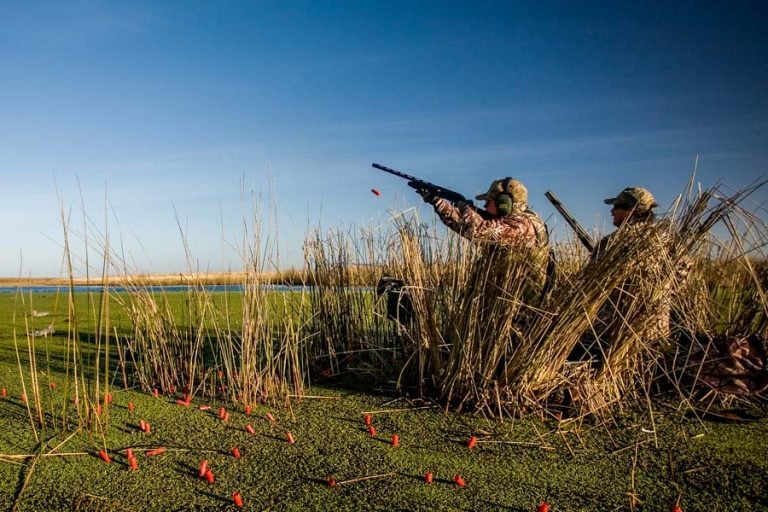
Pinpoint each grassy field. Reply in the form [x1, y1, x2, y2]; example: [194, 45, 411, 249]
[1, 291, 767, 511]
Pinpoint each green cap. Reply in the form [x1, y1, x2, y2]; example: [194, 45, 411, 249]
[604, 187, 658, 212]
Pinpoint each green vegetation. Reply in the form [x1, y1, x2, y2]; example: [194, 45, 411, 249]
[1, 291, 767, 511]
[2, 180, 768, 510]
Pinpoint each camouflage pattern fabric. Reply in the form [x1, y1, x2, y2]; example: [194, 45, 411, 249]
[431, 198, 548, 248]
[689, 334, 768, 395]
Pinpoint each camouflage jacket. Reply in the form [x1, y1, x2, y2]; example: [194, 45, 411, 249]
[430, 198, 549, 249]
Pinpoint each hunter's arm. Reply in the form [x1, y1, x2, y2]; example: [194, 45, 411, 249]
[432, 198, 538, 246]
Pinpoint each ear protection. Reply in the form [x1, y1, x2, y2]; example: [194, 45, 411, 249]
[495, 177, 514, 216]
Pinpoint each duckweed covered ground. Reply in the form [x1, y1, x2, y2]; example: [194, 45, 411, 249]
[1, 380, 767, 511]
[0, 293, 766, 511]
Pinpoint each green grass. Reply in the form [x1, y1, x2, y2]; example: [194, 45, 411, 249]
[1, 291, 767, 511]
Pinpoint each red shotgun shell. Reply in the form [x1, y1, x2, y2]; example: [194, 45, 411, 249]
[468, 436, 478, 449]
[245, 424, 255, 434]
[146, 447, 166, 456]
[327, 477, 337, 487]
[266, 412, 275, 422]
[424, 471, 434, 484]
[98, 449, 111, 464]
[233, 492, 244, 508]
[286, 432, 296, 444]
[231, 447, 241, 459]
[129, 456, 138, 471]
[392, 434, 400, 447]
[453, 474, 466, 487]
[368, 425, 377, 437]
[198, 460, 209, 478]
[128, 402, 134, 412]
[364, 414, 372, 426]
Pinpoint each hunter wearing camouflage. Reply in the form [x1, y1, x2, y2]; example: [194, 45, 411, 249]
[582, 186, 677, 366]
[416, 177, 549, 249]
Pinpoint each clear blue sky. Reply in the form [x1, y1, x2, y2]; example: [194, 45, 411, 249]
[1, 1, 766, 277]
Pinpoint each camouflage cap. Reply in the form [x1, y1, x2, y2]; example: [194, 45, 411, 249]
[604, 186, 658, 212]
[476, 178, 528, 206]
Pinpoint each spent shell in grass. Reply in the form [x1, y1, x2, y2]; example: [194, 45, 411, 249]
[244, 405, 252, 415]
[368, 425, 377, 437]
[128, 457, 138, 471]
[671, 506, 683, 512]
[453, 474, 465, 487]
[327, 477, 337, 487]
[424, 471, 434, 484]
[138, 420, 146, 432]
[21, 394, 27, 403]
[146, 447, 166, 456]
[153, 388, 159, 398]
[537, 502, 550, 512]
[468, 436, 478, 449]
[286, 432, 296, 444]
[266, 412, 275, 422]
[198, 460, 209, 478]
[128, 401, 134, 412]
[231, 446, 241, 459]
[1, 388, 6, 397]
[245, 424, 255, 434]
[204, 469, 215, 484]
[218, 407, 226, 419]
[126, 448, 134, 459]
[50, 381, 57, 389]
[233, 492, 244, 508]
[98, 449, 112, 464]
[391, 434, 399, 447]
[363, 413, 372, 426]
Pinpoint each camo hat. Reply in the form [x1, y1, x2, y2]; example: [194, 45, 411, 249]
[476, 178, 528, 206]
[604, 186, 658, 212]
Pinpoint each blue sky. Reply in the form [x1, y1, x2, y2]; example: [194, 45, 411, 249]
[1, 1, 766, 277]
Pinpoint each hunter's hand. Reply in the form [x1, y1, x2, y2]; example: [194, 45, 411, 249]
[412, 184, 437, 203]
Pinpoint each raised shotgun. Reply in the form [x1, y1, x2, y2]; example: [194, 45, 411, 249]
[545, 190, 595, 252]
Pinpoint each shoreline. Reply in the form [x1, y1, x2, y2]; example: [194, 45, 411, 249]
[0, 271, 296, 288]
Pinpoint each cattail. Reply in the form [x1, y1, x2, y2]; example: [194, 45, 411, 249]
[98, 449, 111, 464]
[245, 424, 255, 434]
[368, 425, 377, 437]
[537, 502, 550, 512]
[286, 432, 296, 444]
[468, 436, 478, 449]
[231, 447, 241, 459]
[327, 477, 337, 487]
[363, 414, 372, 426]
[391, 434, 399, 447]
[128, 402, 134, 412]
[424, 471, 434, 484]
[453, 474, 465, 487]
[233, 492, 244, 508]
[146, 447, 166, 456]
[198, 460, 208, 478]
[128, 457, 138, 471]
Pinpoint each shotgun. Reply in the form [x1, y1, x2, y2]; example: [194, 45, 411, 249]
[545, 190, 595, 252]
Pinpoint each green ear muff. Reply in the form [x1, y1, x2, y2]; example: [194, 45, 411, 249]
[496, 194, 513, 216]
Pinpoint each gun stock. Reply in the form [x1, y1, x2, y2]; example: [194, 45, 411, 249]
[545, 190, 595, 253]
